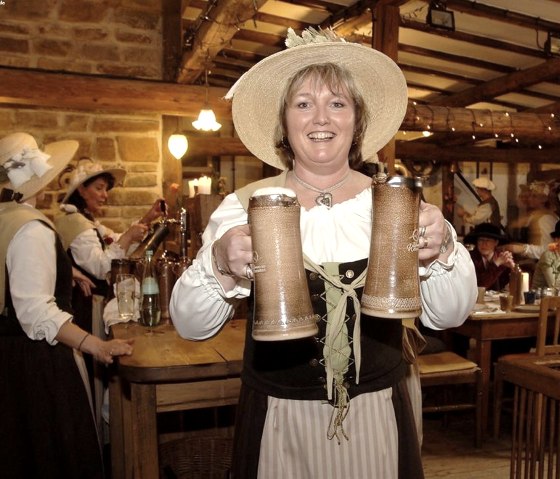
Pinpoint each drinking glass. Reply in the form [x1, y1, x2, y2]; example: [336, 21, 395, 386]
[116, 274, 136, 320]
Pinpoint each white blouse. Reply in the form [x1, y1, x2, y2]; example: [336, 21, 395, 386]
[170, 188, 477, 339]
[7, 218, 72, 344]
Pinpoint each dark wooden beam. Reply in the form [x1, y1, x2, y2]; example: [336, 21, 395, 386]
[185, 136, 560, 164]
[176, 0, 268, 84]
[0, 67, 231, 118]
[430, 58, 560, 107]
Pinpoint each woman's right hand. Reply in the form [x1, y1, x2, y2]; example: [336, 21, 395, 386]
[117, 223, 149, 252]
[83, 336, 134, 365]
[212, 224, 253, 281]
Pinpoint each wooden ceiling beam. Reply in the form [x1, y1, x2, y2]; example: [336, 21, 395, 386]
[446, 0, 560, 33]
[2, 67, 557, 138]
[184, 136, 560, 164]
[176, 0, 268, 84]
[431, 58, 560, 107]
[0, 67, 230, 118]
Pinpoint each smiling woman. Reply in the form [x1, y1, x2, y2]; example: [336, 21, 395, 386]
[170, 27, 477, 479]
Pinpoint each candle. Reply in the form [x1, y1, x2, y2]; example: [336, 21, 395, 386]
[188, 179, 198, 198]
[521, 272, 530, 303]
[198, 176, 212, 194]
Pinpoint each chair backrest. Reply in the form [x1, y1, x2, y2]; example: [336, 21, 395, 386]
[536, 295, 560, 356]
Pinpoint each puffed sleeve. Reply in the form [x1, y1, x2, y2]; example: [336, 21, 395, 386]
[70, 226, 125, 279]
[170, 193, 252, 340]
[418, 226, 478, 330]
[7, 221, 73, 344]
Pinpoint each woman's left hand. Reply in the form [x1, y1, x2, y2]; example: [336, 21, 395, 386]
[417, 201, 453, 263]
[141, 198, 167, 225]
[72, 267, 96, 297]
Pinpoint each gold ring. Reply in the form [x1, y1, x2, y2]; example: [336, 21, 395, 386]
[245, 264, 254, 280]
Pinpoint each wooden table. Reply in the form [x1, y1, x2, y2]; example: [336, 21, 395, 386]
[108, 319, 246, 479]
[448, 306, 541, 435]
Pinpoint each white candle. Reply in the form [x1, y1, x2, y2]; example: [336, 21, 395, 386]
[198, 176, 212, 194]
[521, 272, 530, 303]
[188, 179, 198, 198]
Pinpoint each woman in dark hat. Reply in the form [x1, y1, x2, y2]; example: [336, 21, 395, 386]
[464, 223, 515, 291]
[532, 220, 560, 290]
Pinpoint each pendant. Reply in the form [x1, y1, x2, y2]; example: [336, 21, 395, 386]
[316, 192, 332, 208]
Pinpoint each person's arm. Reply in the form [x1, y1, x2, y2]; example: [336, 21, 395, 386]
[7, 221, 74, 342]
[463, 203, 492, 226]
[70, 228, 122, 279]
[8, 221, 133, 362]
[418, 225, 478, 330]
[539, 251, 558, 287]
[170, 193, 252, 340]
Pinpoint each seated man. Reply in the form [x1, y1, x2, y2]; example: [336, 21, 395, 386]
[464, 223, 514, 291]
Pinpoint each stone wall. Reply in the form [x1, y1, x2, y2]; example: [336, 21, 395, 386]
[0, 0, 164, 232]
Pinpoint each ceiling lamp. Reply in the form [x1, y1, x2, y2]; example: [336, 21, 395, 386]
[168, 133, 189, 160]
[545, 32, 560, 56]
[193, 69, 222, 132]
[427, 1, 455, 31]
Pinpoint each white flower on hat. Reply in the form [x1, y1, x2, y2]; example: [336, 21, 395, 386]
[2, 147, 52, 188]
[529, 181, 550, 197]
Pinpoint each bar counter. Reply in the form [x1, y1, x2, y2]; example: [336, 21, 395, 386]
[109, 319, 245, 479]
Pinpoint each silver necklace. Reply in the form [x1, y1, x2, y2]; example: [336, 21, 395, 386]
[292, 170, 351, 208]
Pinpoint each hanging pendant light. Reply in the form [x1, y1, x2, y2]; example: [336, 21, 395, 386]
[168, 133, 189, 160]
[193, 68, 222, 132]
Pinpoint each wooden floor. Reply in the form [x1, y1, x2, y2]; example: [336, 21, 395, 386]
[422, 413, 512, 479]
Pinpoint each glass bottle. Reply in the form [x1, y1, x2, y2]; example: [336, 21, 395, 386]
[140, 249, 161, 327]
[509, 263, 523, 307]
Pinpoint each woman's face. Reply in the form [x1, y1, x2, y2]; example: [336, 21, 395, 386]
[78, 176, 110, 215]
[285, 76, 355, 170]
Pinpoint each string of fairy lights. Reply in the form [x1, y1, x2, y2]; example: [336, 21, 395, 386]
[405, 101, 557, 149]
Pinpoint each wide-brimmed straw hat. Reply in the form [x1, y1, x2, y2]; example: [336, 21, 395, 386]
[61, 159, 126, 204]
[226, 28, 408, 169]
[473, 177, 495, 191]
[0, 132, 78, 201]
[464, 223, 508, 245]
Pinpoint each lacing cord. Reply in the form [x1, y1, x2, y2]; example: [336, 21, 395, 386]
[303, 254, 366, 442]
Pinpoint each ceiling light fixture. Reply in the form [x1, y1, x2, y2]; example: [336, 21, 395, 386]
[193, 68, 222, 132]
[545, 32, 560, 56]
[427, 1, 455, 31]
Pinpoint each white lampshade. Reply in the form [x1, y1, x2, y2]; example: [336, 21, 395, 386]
[192, 109, 222, 132]
[168, 134, 188, 159]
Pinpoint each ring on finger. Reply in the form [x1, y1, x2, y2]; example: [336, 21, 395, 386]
[245, 264, 254, 280]
[419, 225, 426, 237]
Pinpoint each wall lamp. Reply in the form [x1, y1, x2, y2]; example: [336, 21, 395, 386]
[545, 32, 560, 57]
[427, 1, 455, 31]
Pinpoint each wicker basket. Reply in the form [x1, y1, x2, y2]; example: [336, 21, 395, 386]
[159, 428, 233, 479]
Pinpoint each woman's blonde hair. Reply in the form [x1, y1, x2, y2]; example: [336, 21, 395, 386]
[273, 63, 369, 170]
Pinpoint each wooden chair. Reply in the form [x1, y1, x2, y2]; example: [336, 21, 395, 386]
[493, 295, 560, 438]
[418, 351, 483, 447]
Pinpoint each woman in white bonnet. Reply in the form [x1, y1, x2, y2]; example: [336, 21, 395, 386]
[55, 158, 165, 334]
[0, 132, 133, 477]
[171, 28, 477, 478]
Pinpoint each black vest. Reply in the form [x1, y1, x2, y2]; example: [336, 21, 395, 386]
[241, 258, 407, 401]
